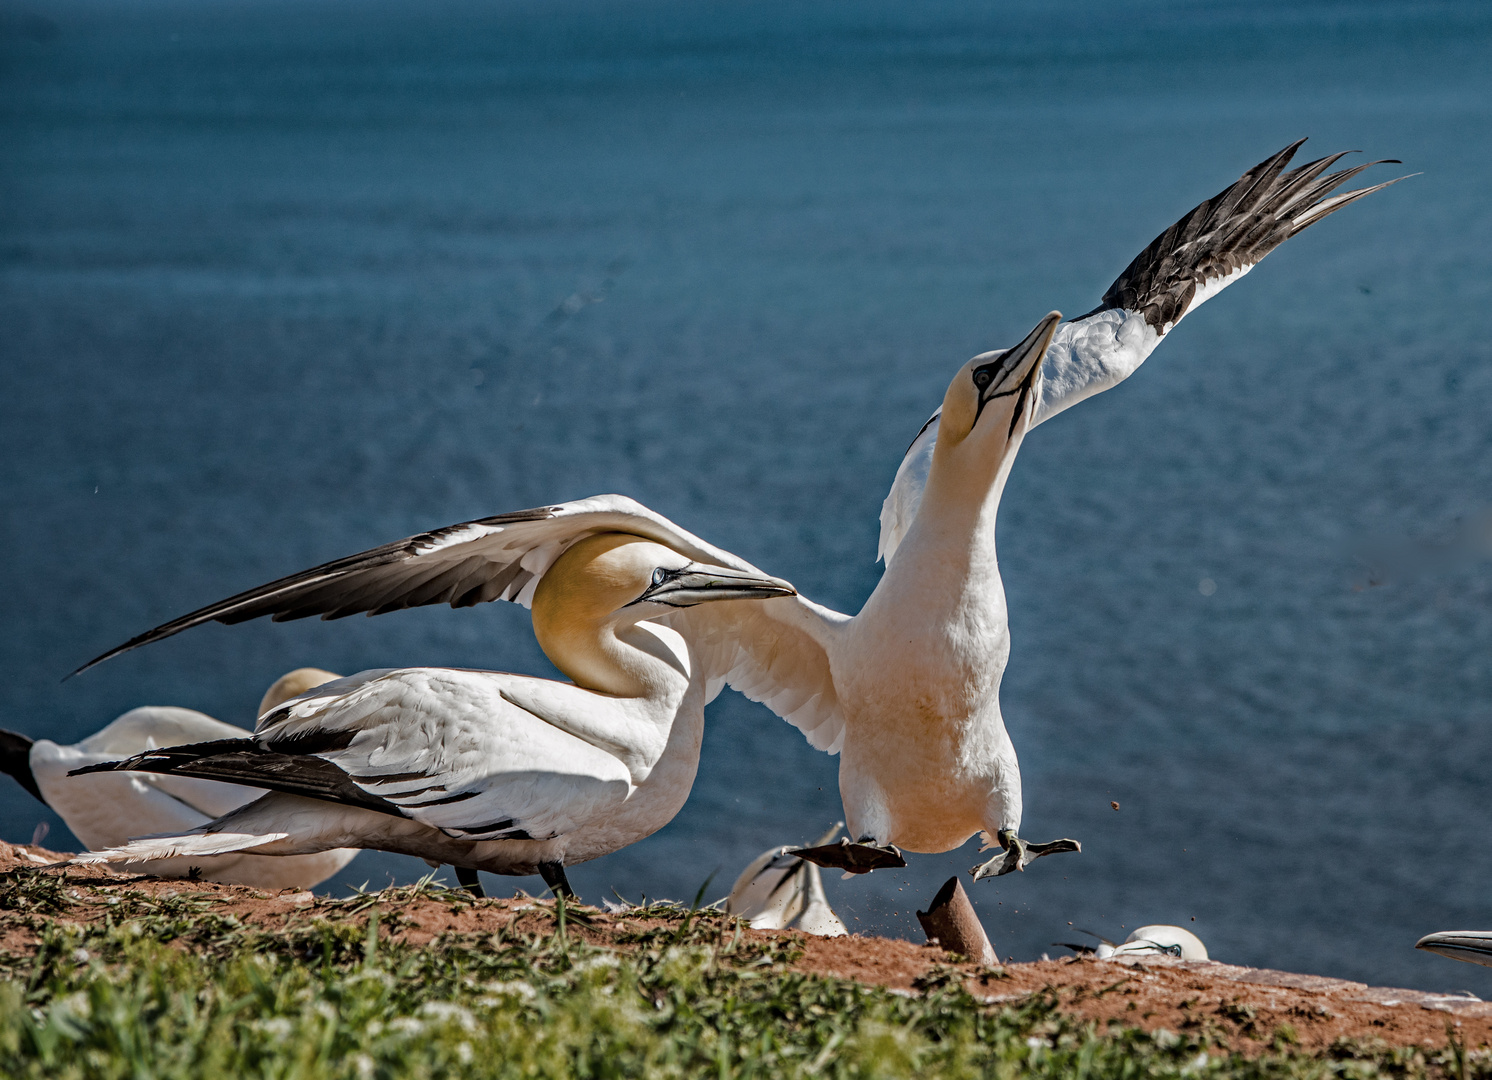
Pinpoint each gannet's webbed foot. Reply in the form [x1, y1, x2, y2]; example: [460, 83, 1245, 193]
[970, 828, 1081, 881]
[788, 836, 906, 874]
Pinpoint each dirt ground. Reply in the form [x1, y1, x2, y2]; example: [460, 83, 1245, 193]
[4, 841, 1487, 1055]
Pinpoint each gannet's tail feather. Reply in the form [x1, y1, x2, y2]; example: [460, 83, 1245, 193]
[72, 828, 289, 866]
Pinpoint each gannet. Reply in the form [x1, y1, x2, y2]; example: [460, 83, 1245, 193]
[0, 668, 357, 890]
[725, 825, 848, 936]
[71, 523, 797, 899]
[794, 140, 1406, 879]
[66, 142, 1404, 890]
[1415, 932, 1492, 967]
[1057, 925, 1209, 961]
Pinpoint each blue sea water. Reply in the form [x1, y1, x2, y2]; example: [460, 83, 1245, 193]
[3, 0, 1491, 992]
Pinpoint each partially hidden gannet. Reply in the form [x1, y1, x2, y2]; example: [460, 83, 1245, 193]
[725, 824, 848, 936]
[1057, 925, 1209, 961]
[71, 528, 796, 899]
[0, 668, 357, 890]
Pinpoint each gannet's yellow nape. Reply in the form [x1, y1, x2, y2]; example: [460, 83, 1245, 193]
[935, 312, 1063, 450]
[532, 531, 797, 696]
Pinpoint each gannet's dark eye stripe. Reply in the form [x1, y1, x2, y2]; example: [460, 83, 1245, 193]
[635, 564, 690, 602]
[971, 348, 1024, 403]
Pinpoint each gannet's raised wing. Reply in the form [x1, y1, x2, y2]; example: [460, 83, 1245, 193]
[73, 493, 851, 755]
[878, 140, 1408, 565]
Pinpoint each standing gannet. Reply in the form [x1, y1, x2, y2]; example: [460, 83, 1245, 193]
[0, 667, 357, 890]
[70, 522, 796, 898]
[798, 141, 1406, 879]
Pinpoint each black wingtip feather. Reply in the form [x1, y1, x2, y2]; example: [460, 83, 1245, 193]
[1090, 139, 1405, 334]
[69, 503, 564, 676]
[69, 735, 408, 819]
[0, 729, 45, 805]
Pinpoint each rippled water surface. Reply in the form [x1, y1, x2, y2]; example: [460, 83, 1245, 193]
[3, 0, 1491, 991]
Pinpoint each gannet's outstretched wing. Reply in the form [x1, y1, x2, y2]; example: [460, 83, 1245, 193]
[878, 140, 1407, 565]
[73, 669, 634, 844]
[75, 494, 789, 674]
[73, 493, 851, 755]
[660, 594, 851, 754]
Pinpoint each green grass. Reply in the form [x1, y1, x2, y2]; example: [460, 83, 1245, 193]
[0, 870, 1482, 1080]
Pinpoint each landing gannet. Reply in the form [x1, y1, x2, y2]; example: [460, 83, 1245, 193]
[0, 668, 357, 890]
[71, 518, 797, 898]
[726, 825, 848, 936]
[797, 141, 1405, 880]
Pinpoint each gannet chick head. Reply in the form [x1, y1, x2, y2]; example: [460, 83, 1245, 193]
[258, 667, 342, 718]
[532, 532, 796, 694]
[936, 311, 1063, 461]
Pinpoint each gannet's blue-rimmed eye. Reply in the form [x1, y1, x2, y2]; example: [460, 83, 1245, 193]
[652, 567, 667, 586]
[973, 368, 994, 390]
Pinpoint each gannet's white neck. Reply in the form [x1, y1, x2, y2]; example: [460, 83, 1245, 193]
[879, 364, 1030, 604]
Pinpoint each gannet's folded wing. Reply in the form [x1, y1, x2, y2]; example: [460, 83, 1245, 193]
[877, 140, 1407, 565]
[30, 708, 265, 834]
[72, 669, 633, 843]
[663, 594, 851, 754]
[73, 494, 767, 675]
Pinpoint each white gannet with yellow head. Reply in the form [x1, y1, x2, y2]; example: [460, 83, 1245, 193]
[0, 668, 357, 890]
[793, 140, 1405, 879]
[786, 311, 1071, 879]
[70, 523, 795, 898]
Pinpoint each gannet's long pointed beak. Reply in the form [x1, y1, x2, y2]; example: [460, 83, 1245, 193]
[1415, 931, 1492, 967]
[631, 563, 797, 608]
[975, 310, 1062, 413]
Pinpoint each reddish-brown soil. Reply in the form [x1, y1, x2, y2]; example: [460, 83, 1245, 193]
[4, 842, 1486, 1054]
